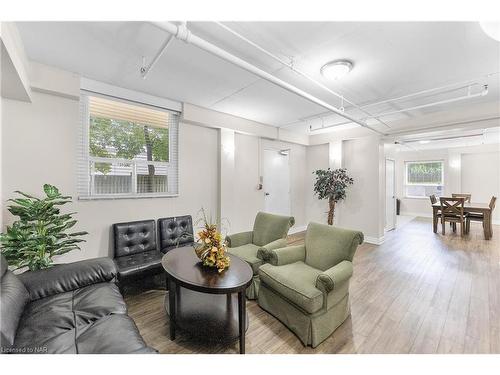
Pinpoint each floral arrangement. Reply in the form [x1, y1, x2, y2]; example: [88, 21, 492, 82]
[194, 209, 230, 273]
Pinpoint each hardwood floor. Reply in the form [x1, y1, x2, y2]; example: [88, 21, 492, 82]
[125, 217, 500, 354]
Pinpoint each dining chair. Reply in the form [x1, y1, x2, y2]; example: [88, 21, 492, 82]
[466, 196, 496, 236]
[452, 193, 471, 203]
[440, 197, 466, 236]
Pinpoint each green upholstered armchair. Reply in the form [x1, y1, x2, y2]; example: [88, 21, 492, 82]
[226, 212, 295, 299]
[257, 222, 363, 348]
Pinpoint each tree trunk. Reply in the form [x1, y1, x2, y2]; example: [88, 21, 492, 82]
[143, 126, 155, 193]
[327, 197, 336, 225]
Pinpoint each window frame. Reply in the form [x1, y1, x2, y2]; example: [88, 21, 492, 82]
[78, 91, 180, 200]
[404, 160, 444, 199]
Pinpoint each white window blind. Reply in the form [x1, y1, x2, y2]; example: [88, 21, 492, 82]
[77, 92, 180, 199]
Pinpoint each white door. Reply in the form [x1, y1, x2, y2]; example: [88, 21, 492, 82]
[263, 149, 291, 215]
[385, 159, 396, 231]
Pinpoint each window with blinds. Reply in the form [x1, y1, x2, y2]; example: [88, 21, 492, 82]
[405, 160, 444, 198]
[78, 93, 180, 198]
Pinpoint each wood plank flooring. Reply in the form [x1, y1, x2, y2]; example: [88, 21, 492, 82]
[125, 218, 500, 353]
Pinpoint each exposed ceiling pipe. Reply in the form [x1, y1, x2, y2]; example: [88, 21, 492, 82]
[150, 21, 387, 136]
[309, 85, 489, 132]
[141, 34, 175, 79]
[214, 22, 392, 130]
[283, 72, 498, 127]
[369, 85, 488, 118]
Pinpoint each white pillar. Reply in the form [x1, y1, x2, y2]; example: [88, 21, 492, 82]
[217, 128, 235, 228]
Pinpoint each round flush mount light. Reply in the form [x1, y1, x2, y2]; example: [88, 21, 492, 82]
[320, 60, 353, 80]
[480, 22, 500, 42]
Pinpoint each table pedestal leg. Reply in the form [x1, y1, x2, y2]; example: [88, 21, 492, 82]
[238, 291, 246, 354]
[169, 278, 176, 340]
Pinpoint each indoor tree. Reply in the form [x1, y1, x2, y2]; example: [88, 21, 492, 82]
[313, 168, 354, 225]
[0, 184, 88, 271]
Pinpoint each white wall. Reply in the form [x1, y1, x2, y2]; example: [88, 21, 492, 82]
[1, 91, 219, 263]
[395, 144, 500, 223]
[338, 136, 385, 243]
[305, 144, 330, 225]
[461, 151, 500, 222]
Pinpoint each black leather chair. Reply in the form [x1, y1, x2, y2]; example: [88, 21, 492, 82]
[158, 215, 195, 254]
[112, 219, 164, 294]
[0, 255, 156, 354]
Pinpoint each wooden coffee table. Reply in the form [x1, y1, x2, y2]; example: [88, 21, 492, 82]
[161, 246, 253, 354]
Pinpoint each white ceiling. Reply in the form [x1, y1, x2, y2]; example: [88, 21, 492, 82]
[16, 21, 500, 134]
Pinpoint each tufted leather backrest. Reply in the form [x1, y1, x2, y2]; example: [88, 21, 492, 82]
[158, 215, 194, 253]
[113, 220, 157, 258]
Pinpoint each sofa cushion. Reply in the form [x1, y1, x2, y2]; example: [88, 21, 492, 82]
[158, 215, 195, 253]
[1, 269, 30, 348]
[259, 261, 323, 314]
[228, 243, 262, 274]
[75, 314, 153, 354]
[114, 250, 164, 279]
[252, 212, 295, 247]
[13, 282, 127, 353]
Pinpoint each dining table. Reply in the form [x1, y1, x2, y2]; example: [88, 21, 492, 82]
[432, 201, 493, 240]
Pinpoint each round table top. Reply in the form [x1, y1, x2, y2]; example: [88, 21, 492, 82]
[161, 246, 253, 294]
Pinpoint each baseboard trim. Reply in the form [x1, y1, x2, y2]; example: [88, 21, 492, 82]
[364, 236, 385, 245]
[289, 225, 307, 235]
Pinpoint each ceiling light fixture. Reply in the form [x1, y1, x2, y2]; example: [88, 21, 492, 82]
[320, 60, 353, 80]
[480, 22, 500, 42]
[419, 140, 431, 144]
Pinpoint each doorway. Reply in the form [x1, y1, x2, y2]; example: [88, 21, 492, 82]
[385, 158, 396, 231]
[262, 149, 291, 216]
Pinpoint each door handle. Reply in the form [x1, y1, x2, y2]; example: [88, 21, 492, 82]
[265, 192, 270, 196]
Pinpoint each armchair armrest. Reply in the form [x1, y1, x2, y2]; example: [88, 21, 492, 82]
[18, 257, 117, 301]
[264, 244, 306, 266]
[256, 238, 288, 261]
[315, 260, 353, 293]
[225, 231, 253, 248]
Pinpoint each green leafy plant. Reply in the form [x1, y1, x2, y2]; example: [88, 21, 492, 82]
[313, 168, 354, 225]
[0, 184, 88, 271]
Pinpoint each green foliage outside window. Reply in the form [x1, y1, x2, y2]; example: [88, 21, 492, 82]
[89, 116, 169, 174]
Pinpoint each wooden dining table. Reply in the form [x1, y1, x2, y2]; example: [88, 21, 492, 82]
[432, 202, 493, 239]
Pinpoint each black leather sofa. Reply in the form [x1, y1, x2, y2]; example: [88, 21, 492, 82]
[113, 219, 165, 293]
[158, 215, 195, 253]
[112, 217, 195, 293]
[0, 255, 156, 354]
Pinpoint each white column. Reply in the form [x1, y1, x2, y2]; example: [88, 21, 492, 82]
[217, 128, 235, 228]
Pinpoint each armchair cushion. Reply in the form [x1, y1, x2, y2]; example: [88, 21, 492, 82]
[18, 257, 117, 301]
[259, 261, 323, 314]
[260, 244, 306, 266]
[315, 260, 353, 293]
[252, 212, 295, 247]
[227, 243, 261, 274]
[305, 222, 363, 271]
[226, 231, 253, 248]
[256, 238, 288, 262]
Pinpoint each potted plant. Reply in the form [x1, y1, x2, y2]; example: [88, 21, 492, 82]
[313, 168, 354, 225]
[0, 184, 88, 271]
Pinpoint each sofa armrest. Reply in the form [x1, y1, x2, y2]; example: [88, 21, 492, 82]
[18, 257, 117, 301]
[315, 260, 353, 294]
[256, 238, 288, 261]
[225, 231, 253, 248]
[265, 244, 306, 266]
